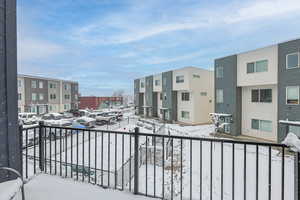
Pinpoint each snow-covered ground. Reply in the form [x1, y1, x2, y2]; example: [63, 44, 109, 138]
[0, 178, 22, 200]
[22, 116, 297, 200]
[23, 174, 156, 200]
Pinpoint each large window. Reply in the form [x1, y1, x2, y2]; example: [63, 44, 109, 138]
[247, 60, 268, 73]
[18, 93, 21, 100]
[65, 94, 70, 100]
[286, 53, 299, 69]
[31, 80, 37, 88]
[216, 89, 224, 103]
[181, 111, 190, 119]
[49, 83, 56, 89]
[39, 93, 44, 101]
[251, 89, 272, 103]
[251, 119, 272, 132]
[39, 81, 43, 89]
[32, 93, 37, 101]
[50, 94, 56, 100]
[286, 86, 299, 104]
[176, 75, 184, 83]
[181, 92, 190, 101]
[141, 82, 145, 88]
[155, 80, 160, 86]
[216, 66, 223, 78]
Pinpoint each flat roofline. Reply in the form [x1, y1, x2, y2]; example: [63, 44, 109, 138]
[18, 74, 78, 84]
[215, 37, 300, 61]
[135, 66, 213, 80]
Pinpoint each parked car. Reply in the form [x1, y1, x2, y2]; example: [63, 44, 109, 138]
[41, 113, 63, 120]
[60, 112, 74, 119]
[75, 117, 96, 128]
[19, 113, 39, 125]
[41, 113, 73, 127]
[78, 110, 92, 117]
[95, 112, 115, 125]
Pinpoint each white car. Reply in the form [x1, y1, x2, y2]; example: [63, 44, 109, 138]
[42, 113, 73, 127]
[19, 113, 39, 125]
[76, 117, 96, 128]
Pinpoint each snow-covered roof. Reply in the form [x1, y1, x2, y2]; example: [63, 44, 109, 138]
[279, 120, 300, 126]
[209, 113, 232, 117]
[77, 116, 95, 122]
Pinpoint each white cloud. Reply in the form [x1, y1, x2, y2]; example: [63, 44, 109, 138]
[18, 38, 66, 62]
[70, 0, 300, 45]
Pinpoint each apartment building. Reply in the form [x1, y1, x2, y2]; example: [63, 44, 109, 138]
[79, 96, 123, 110]
[17, 74, 79, 114]
[215, 38, 300, 142]
[134, 67, 214, 125]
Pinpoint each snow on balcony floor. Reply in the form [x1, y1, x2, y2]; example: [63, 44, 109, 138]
[25, 174, 155, 200]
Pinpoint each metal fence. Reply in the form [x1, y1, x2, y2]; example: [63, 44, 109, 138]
[21, 123, 299, 200]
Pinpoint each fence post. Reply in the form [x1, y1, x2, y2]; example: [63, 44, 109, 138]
[134, 127, 139, 195]
[296, 152, 300, 200]
[19, 124, 23, 177]
[39, 121, 45, 171]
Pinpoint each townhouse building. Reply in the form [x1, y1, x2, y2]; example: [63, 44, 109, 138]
[17, 74, 79, 114]
[215, 38, 300, 142]
[134, 67, 214, 125]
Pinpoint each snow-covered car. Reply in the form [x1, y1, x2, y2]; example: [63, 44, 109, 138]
[78, 110, 92, 117]
[19, 113, 39, 125]
[60, 112, 74, 119]
[95, 112, 115, 124]
[41, 113, 63, 120]
[75, 117, 96, 128]
[41, 113, 73, 127]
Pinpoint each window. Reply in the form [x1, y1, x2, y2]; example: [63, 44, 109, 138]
[176, 75, 184, 83]
[39, 93, 44, 100]
[49, 83, 56, 89]
[200, 92, 207, 96]
[155, 80, 160, 86]
[164, 93, 167, 100]
[18, 80, 22, 87]
[286, 53, 299, 69]
[141, 82, 145, 88]
[193, 74, 200, 78]
[286, 86, 299, 104]
[65, 94, 70, 100]
[31, 81, 37, 88]
[247, 60, 268, 73]
[50, 94, 56, 100]
[181, 111, 190, 119]
[31, 106, 36, 113]
[64, 84, 69, 90]
[216, 66, 223, 78]
[18, 93, 22, 100]
[216, 89, 223, 103]
[160, 93, 163, 100]
[252, 119, 272, 132]
[181, 92, 190, 101]
[32, 93, 37, 101]
[64, 104, 70, 110]
[251, 89, 272, 103]
[251, 89, 259, 102]
[49, 105, 52, 111]
[39, 81, 43, 89]
[75, 94, 78, 100]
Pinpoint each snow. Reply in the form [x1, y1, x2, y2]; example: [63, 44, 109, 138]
[279, 120, 300, 126]
[282, 132, 300, 152]
[25, 174, 156, 200]
[209, 113, 232, 117]
[166, 123, 214, 137]
[0, 178, 22, 200]
[76, 116, 96, 122]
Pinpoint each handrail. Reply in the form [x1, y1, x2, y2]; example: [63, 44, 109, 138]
[0, 167, 25, 200]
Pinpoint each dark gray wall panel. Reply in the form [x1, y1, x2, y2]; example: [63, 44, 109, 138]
[0, 0, 20, 180]
[162, 71, 174, 121]
[145, 76, 153, 107]
[278, 39, 300, 142]
[215, 55, 241, 136]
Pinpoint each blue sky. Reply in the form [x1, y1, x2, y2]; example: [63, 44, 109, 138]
[18, 0, 300, 96]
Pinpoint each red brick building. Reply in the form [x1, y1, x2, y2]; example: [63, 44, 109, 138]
[79, 96, 123, 110]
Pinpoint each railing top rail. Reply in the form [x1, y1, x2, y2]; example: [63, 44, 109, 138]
[39, 125, 288, 147]
[21, 125, 40, 130]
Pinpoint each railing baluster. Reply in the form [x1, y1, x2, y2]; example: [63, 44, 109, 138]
[108, 132, 111, 187]
[162, 137, 165, 199]
[210, 141, 213, 200]
[180, 139, 183, 200]
[49, 127, 52, 174]
[25, 129, 28, 179]
[146, 136, 148, 196]
[54, 128, 57, 175]
[154, 136, 156, 197]
[232, 143, 235, 200]
[44, 128, 47, 173]
[244, 144, 247, 200]
[70, 129, 73, 178]
[59, 128, 62, 176]
[76, 130, 79, 180]
[129, 134, 132, 192]
[122, 133, 124, 190]
[65, 129, 68, 178]
[256, 145, 259, 200]
[95, 131, 97, 185]
[200, 140, 202, 200]
[101, 131, 104, 186]
[221, 141, 224, 200]
[82, 130, 85, 182]
[115, 133, 118, 189]
[33, 128, 36, 174]
[88, 130, 91, 183]
[268, 146, 271, 200]
[282, 147, 285, 200]
[190, 139, 192, 200]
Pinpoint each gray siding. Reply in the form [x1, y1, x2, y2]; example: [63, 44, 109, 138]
[278, 39, 300, 142]
[71, 83, 79, 109]
[24, 78, 49, 106]
[162, 71, 175, 121]
[134, 79, 141, 114]
[0, 0, 20, 180]
[145, 76, 153, 107]
[215, 55, 242, 136]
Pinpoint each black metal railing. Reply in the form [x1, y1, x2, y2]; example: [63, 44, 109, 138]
[21, 123, 298, 200]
